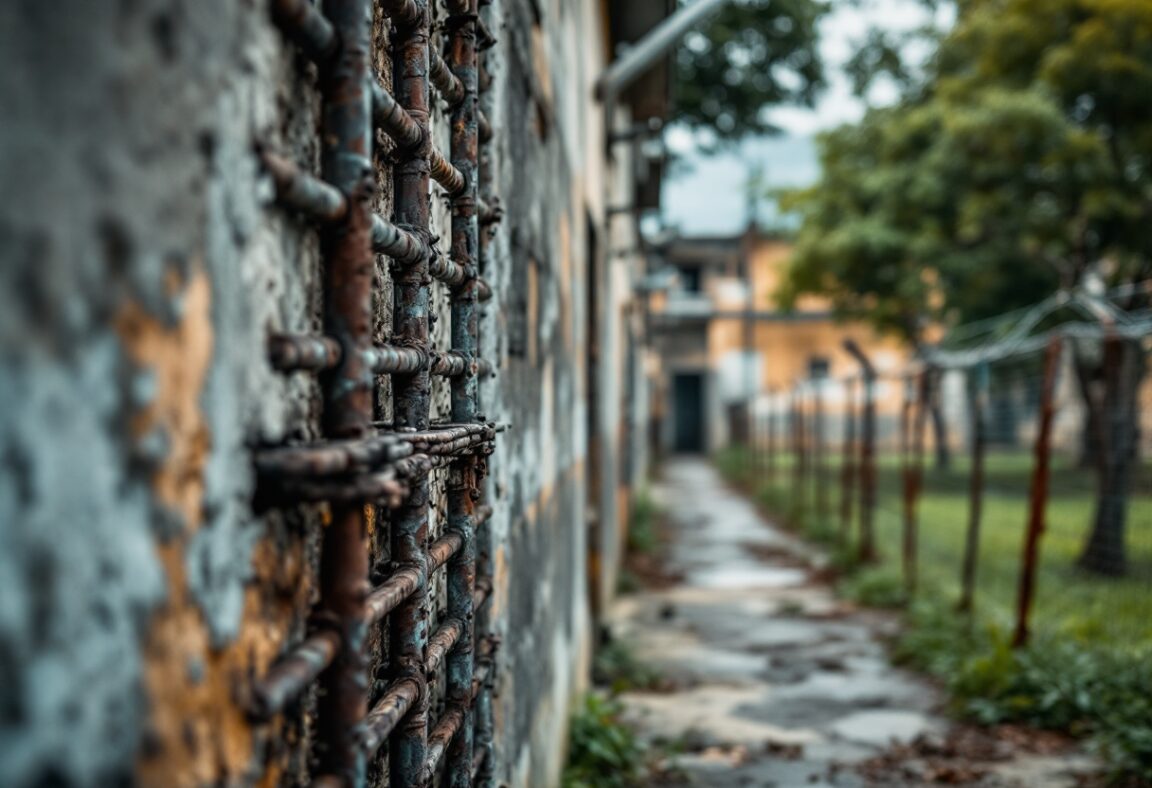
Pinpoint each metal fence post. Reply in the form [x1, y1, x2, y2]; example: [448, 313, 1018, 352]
[958, 362, 988, 614]
[844, 341, 877, 562]
[839, 376, 857, 546]
[1013, 337, 1062, 648]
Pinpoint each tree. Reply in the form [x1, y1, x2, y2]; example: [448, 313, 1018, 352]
[673, 0, 828, 145]
[784, 0, 1152, 573]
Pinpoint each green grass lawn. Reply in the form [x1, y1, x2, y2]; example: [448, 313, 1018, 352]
[716, 445, 1152, 780]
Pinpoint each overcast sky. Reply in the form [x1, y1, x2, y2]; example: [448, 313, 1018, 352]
[662, 0, 953, 235]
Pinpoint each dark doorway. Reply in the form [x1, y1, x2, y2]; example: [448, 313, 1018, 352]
[673, 373, 706, 452]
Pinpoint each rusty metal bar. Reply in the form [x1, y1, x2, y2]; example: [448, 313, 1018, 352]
[249, 629, 341, 720]
[900, 372, 928, 598]
[445, 2, 481, 782]
[372, 214, 431, 266]
[255, 436, 411, 478]
[382, 0, 421, 26]
[812, 381, 828, 524]
[268, 332, 343, 372]
[1013, 337, 1062, 648]
[839, 377, 857, 544]
[477, 197, 502, 226]
[430, 49, 466, 105]
[312, 0, 374, 780]
[271, 0, 338, 63]
[430, 145, 468, 195]
[426, 618, 465, 678]
[958, 363, 988, 614]
[370, 80, 424, 151]
[389, 1, 433, 782]
[433, 350, 494, 378]
[361, 678, 423, 758]
[262, 152, 348, 223]
[423, 704, 468, 783]
[844, 340, 877, 563]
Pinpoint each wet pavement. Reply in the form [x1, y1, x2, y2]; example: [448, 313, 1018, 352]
[608, 457, 1095, 787]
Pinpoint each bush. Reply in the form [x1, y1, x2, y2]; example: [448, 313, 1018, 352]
[563, 695, 648, 788]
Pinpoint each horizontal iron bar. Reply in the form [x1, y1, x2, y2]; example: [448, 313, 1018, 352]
[262, 152, 347, 223]
[366, 532, 463, 626]
[270, 0, 338, 63]
[476, 277, 492, 302]
[432, 351, 496, 379]
[473, 577, 491, 613]
[268, 332, 342, 372]
[472, 746, 487, 780]
[267, 333, 429, 374]
[371, 214, 430, 266]
[255, 435, 413, 478]
[360, 677, 422, 757]
[369, 80, 423, 151]
[248, 629, 341, 720]
[425, 617, 464, 678]
[429, 49, 464, 105]
[259, 472, 409, 508]
[429, 146, 466, 195]
[422, 702, 467, 783]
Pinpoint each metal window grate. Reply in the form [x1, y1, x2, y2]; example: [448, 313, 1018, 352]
[253, 1, 504, 784]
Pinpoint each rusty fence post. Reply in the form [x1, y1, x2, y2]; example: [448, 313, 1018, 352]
[1013, 337, 1063, 648]
[813, 378, 828, 526]
[839, 376, 858, 546]
[958, 362, 988, 615]
[844, 341, 877, 562]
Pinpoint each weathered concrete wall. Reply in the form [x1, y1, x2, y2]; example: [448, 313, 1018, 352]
[0, 1, 325, 785]
[0, 1, 650, 785]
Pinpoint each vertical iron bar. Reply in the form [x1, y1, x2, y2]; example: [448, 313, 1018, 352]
[315, 0, 374, 782]
[900, 372, 927, 598]
[813, 380, 827, 525]
[390, 2, 432, 783]
[445, 1, 480, 784]
[839, 376, 857, 545]
[844, 340, 877, 563]
[958, 363, 988, 614]
[1014, 338, 1062, 648]
[766, 390, 776, 487]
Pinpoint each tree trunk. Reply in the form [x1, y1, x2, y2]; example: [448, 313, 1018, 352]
[928, 367, 952, 470]
[1071, 344, 1105, 470]
[1078, 337, 1145, 576]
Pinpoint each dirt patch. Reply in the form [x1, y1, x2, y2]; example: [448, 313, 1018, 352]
[841, 724, 1090, 786]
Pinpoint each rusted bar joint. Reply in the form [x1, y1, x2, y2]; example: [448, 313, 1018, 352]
[430, 253, 475, 286]
[248, 629, 341, 720]
[432, 350, 495, 378]
[430, 49, 466, 105]
[261, 152, 347, 223]
[473, 577, 492, 613]
[394, 453, 453, 478]
[372, 215, 432, 266]
[270, 0, 338, 63]
[360, 677, 423, 757]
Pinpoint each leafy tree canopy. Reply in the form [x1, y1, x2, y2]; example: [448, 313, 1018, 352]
[782, 0, 1152, 342]
[673, 0, 828, 144]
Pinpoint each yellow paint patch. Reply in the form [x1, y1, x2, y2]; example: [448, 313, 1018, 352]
[117, 267, 307, 786]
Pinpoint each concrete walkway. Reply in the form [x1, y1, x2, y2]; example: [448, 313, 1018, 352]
[609, 457, 1094, 787]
